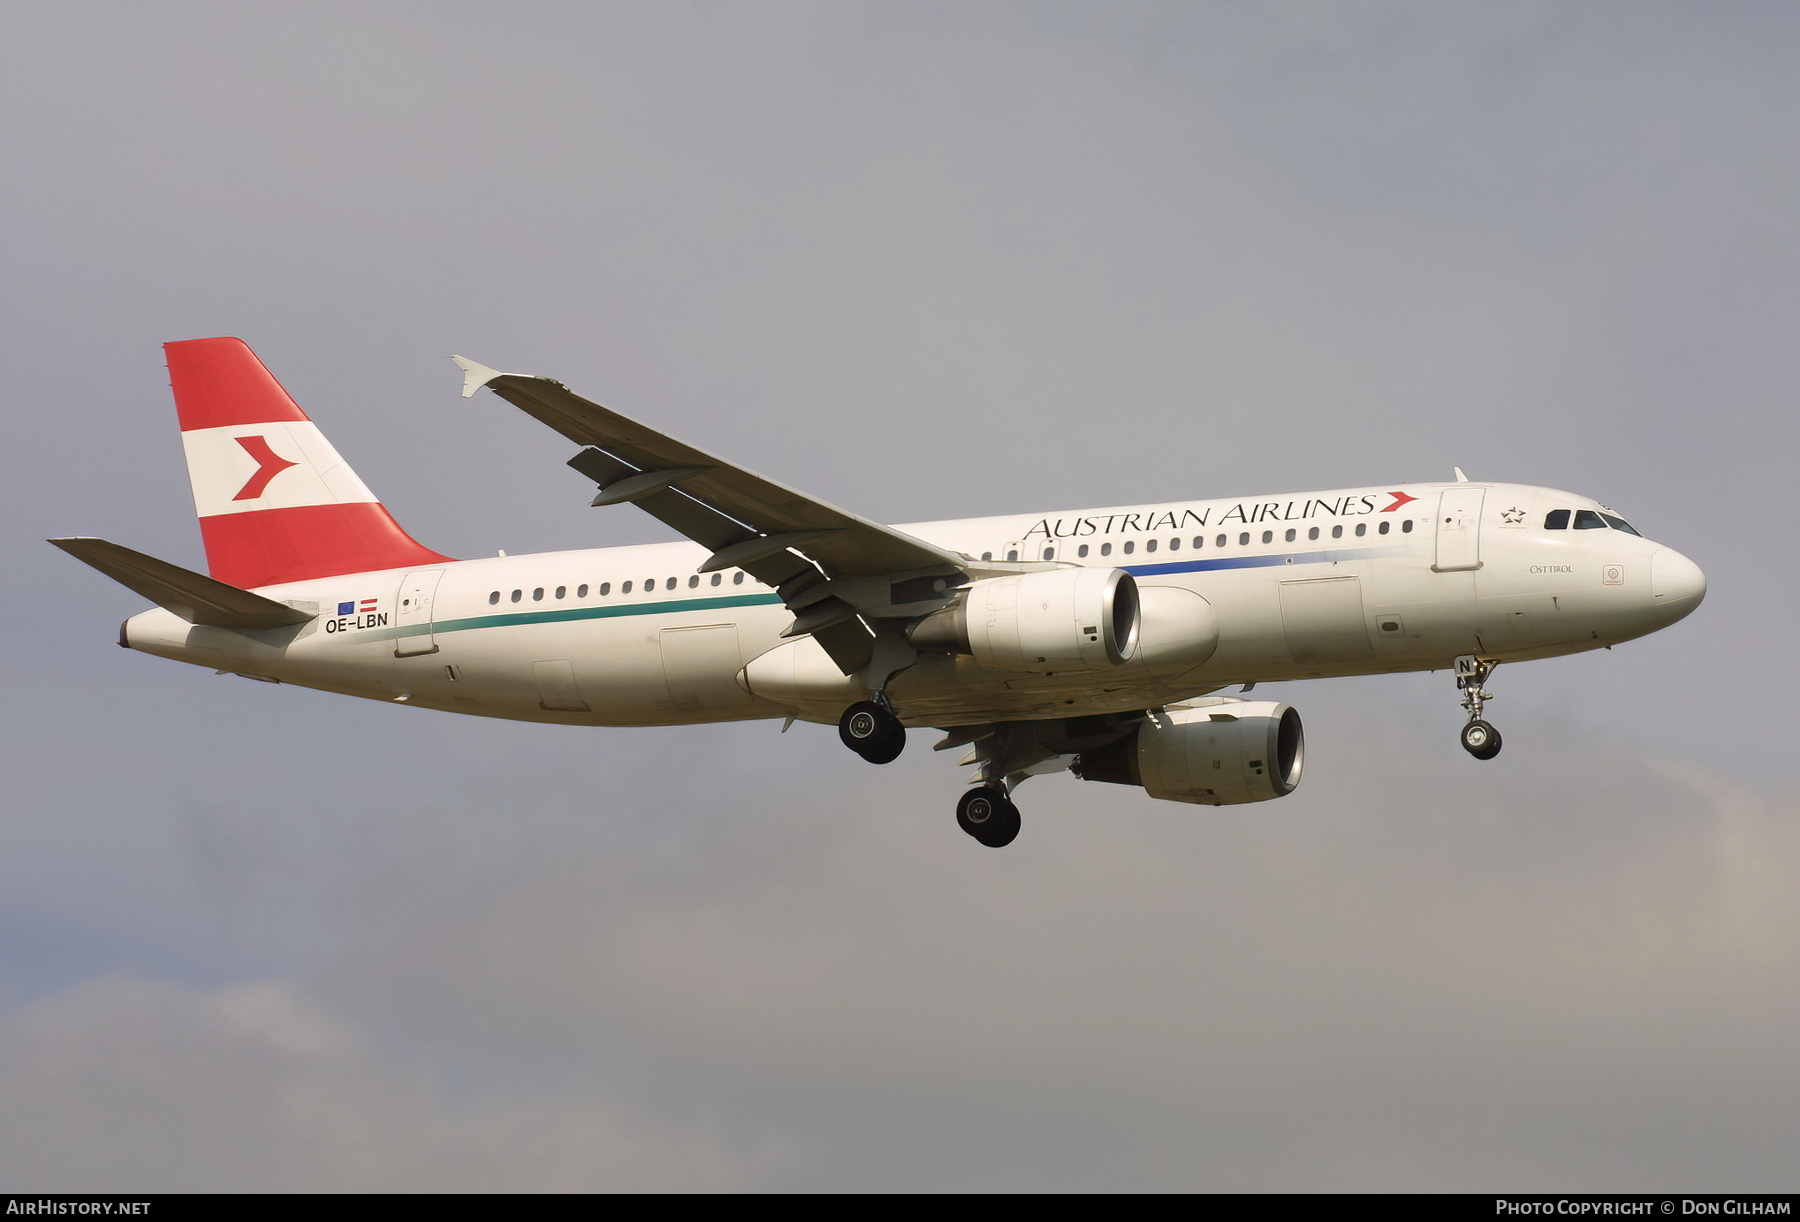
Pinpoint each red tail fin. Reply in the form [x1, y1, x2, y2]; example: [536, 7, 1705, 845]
[167, 338, 451, 589]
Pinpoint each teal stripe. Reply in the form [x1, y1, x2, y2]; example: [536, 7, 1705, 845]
[374, 592, 785, 640]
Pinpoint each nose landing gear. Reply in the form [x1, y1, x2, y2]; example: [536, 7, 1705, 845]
[839, 696, 906, 764]
[1454, 654, 1502, 760]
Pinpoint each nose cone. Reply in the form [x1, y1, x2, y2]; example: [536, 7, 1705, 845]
[1651, 547, 1707, 624]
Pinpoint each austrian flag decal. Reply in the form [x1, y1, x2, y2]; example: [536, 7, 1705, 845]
[325, 597, 388, 634]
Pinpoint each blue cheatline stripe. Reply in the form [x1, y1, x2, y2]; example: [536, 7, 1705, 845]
[378, 591, 785, 640]
[370, 546, 1406, 640]
[1123, 546, 1398, 578]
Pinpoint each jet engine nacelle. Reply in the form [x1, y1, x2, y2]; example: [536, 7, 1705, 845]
[909, 568, 1140, 673]
[1074, 700, 1304, 805]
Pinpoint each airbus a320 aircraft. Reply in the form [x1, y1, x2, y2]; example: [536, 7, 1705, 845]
[55, 339, 1706, 847]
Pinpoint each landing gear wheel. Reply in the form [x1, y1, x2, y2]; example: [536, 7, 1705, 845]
[1461, 718, 1502, 760]
[1453, 655, 1502, 761]
[956, 785, 1021, 848]
[839, 700, 905, 764]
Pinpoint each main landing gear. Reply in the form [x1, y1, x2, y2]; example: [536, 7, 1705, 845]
[956, 784, 1021, 848]
[839, 697, 906, 764]
[1454, 654, 1502, 761]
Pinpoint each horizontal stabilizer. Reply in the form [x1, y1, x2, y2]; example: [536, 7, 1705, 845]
[48, 537, 314, 629]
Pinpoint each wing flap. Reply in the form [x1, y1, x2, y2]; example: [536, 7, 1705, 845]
[567, 448, 816, 590]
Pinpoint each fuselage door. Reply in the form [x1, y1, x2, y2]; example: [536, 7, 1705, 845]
[394, 569, 444, 657]
[1433, 488, 1485, 573]
[662, 625, 753, 712]
[1280, 577, 1373, 664]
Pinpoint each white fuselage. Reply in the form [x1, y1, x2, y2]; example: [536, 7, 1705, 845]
[121, 481, 1705, 729]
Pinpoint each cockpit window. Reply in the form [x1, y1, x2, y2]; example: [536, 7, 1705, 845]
[1573, 510, 1606, 529]
[1600, 513, 1641, 536]
[1544, 509, 1570, 530]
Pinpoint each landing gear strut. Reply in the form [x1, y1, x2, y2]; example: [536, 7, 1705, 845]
[1454, 654, 1502, 760]
[956, 784, 1020, 848]
[839, 696, 906, 764]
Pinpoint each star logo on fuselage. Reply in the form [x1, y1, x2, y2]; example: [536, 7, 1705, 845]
[1501, 506, 1525, 524]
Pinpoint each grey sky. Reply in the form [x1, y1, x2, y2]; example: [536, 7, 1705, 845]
[3, 1, 1796, 1190]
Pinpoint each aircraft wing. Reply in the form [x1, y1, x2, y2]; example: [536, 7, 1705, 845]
[454, 357, 968, 673]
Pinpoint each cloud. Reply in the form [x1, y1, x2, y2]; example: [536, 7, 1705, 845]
[11, 715, 1783, 1190]
[0, 974, 772, 1192]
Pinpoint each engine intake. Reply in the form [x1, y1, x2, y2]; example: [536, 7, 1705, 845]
[909, 568, 1139, 673]
[1075, 700, 1303, 805]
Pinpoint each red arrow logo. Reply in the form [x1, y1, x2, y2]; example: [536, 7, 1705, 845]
[232, 434, 299, 501]
[1381, 491, 1418, 513]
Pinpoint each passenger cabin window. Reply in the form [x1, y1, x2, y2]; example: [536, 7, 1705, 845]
[1332, 525, 1342, 539]
[600, 582, 611, 595]
[510, 589, 522, 603]
[622, 581, 633, 594]
[1355, 523, 1366, 537]
[1378, 521, 1390, 535]
[1145, 539, 1157, 553]
[710, 573, 722, 586]
[688, 575, 699, 588]
[733, 572, 744, 585]
[1545, 509, 1570, 530]
[1239, 533, 1250, 546]
[1261, 530, 1273, 544]
[1217, 534, 1227, 548]
[1043, 547, 1055, 560]
[1006, 550, 1018, 562]
[1285, 528, 1296, 543]
[1122, 541, 1134, 555]
[577, 584, 588, 597]
[1100, 543, 1112, 556]
[1193, 536, 1205, 549]
[555, 586, 566, 599]
[488, 591, 499, 605]
[1402, 520, 1413, 533]
[1168, 537, 1180, 551]
[1573, 510, 1606, 530]
[533, 587, 544, 601]
[1078, 544, 1089, 558]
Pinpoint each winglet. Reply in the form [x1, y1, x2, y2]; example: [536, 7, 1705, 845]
[451, 355, 506, 399]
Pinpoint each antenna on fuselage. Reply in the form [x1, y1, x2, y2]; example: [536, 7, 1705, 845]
[1453, 467, 1470, 483]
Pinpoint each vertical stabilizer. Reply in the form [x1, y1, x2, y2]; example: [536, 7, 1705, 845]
[166, 338, 450, 588]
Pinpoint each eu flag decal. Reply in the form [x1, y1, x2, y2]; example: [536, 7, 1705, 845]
[337, 601, 355, 615]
